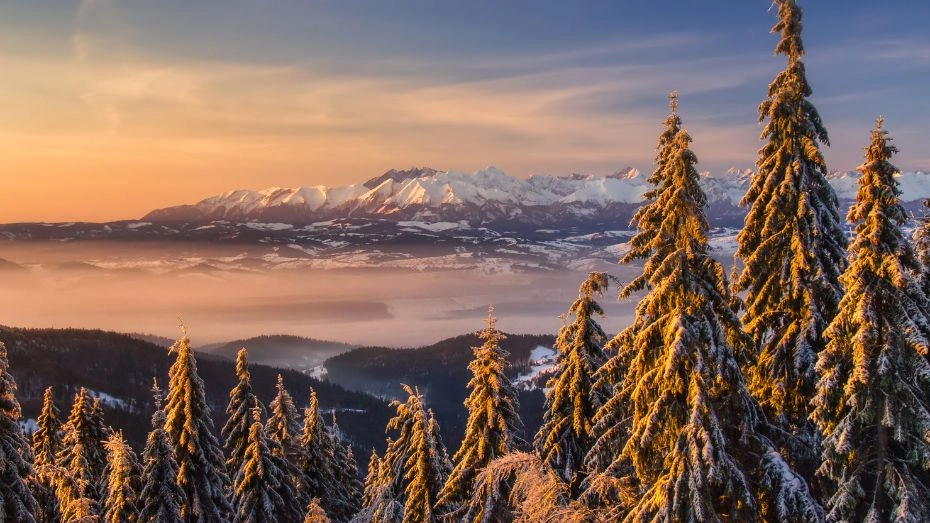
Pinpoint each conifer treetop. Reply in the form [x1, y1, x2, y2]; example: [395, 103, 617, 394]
[773, 0, 805, 60]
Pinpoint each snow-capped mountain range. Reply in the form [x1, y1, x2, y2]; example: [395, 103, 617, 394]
[144, 167, 930, 230]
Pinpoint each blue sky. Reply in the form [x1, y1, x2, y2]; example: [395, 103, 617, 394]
[1, 1, 929, 220]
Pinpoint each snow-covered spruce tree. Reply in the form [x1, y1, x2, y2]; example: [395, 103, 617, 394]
[232, 408, 289, 523]
[222, 348, 265, 479]
[357, 385, 450, 523]
[583, 93, 690, 515]
[0, 341, 39, 522]
[733, 0, 847, 477]
[361, 449, 380, 507]
[58, 387, 110, 509]
[33, 386, 63, 469]
[304, 499, 331, 523]
[597, 121, 821, 521]
[297, 388, 337, 513]
[31, 386, 64, 523]
[163, 332, 232, 522]
[138, 382, 183, 523]
[437, 306, 524, 520]
[328, 415, 362, 522]
[265, 374, 308, 510]
[812, 118, 930, 521]
[103, 431, 142, 523]
[399, 396, 450, 523]
[535, 272, 609, 492]
[355, 442, 402, 523]
[912, 199, 930, 297]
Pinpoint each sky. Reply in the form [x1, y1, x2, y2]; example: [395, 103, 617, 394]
[1, 0, 929, 222]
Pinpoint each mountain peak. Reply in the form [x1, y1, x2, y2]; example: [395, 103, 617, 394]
[363, 167, 440, 189]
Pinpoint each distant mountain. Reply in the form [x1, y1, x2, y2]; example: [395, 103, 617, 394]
[141, 166, 930, 229]
[199, 334, 356, 372]
[0, 258, 25, 271]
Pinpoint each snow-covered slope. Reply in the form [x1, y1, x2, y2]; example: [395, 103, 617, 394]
[144, 167, 930, 229]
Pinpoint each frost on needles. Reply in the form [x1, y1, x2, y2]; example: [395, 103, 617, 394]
[733, 0, 848, 479]
[812, 118, 930, 521]
[588, 107, 822, 522]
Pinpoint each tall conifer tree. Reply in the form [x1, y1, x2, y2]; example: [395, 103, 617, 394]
[592, 112, 821, 521]
[138, 383, 183, 523]
[812, 118, 930, 521]
[358, 386, 450, 523]
[103, 431, 142, 523]
[298, 388, 337, 512]
[222, 349, 263, 476]
[232, 409, 290, 523]
[58, 388, 110, 509]
[31, 386, 63, 523]
[437, 307, 523, 519]
[164, 332, 232, 522]
[733, 0, 847, 475]
[535, 272, 609, 492]
[328, 415, 362, 522]
[361, 449, 382, 509]
[265, 374, 307, 510]
[0, 342, 39, 522]
[32, 387, 62, 469]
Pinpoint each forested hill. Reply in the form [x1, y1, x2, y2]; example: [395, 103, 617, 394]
[0, 326, 393, 453]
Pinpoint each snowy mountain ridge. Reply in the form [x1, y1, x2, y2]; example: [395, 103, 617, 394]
[144, 166, 930, 228]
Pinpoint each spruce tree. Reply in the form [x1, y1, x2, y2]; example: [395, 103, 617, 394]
[591, 116, 821, 521]
[912, 199, 930, 297]
[361, 449, 383, 509]
[328, 415, 362, 522]
[584, 95, 685, 511]
[222, 348, 264, 477]
[266, 374, 302, 458]
[733, 0, 847, 476]
[232, 409, 289, 523]
[304, 499, 330, 523]
[437, 306, 524, 519]
[265, 374, 307, 510]
[812, 118, 930, 521]
[535, 272, 609, 492]
[33, 386, 63, 469]
[297, 388, 337, 513]
[163, 332, 232, 522]
[31, 386, 63, 523]
[0, 341, 39, 522]
[59, 388, 110, 509]
[358, 386, 450, 523]
[103, 431, 142, 523]
[138, 382, 183, 523]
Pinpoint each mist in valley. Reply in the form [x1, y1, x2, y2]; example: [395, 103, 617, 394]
[0, 240, 642, 348]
